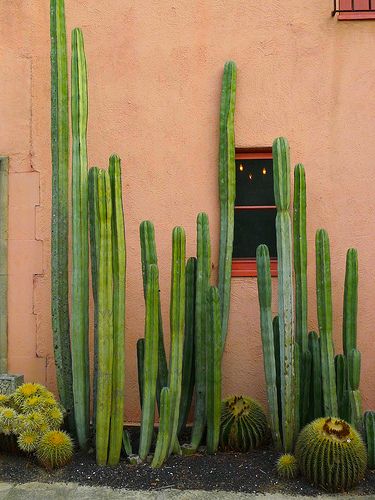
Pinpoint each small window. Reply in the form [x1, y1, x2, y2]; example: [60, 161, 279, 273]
[332, 0, 375, 20]
[232, 148, 277, 277]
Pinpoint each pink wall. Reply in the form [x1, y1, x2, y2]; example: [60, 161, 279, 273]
[2, 0, 375, 423]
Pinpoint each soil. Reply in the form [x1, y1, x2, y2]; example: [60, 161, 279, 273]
[0, 430, 375, 496]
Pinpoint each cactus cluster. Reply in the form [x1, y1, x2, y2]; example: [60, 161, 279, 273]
[0, 383, 73, 469]
[295, 417, 367, 492]
[257, 138, 363, 456]
[219, 396, 268, 452]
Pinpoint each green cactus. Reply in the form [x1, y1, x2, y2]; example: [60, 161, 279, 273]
[95, 169, 114, 465]
[364, 411, 375, 469]
[107, 155, 126, 465]
[206, 286, 222, 454]
[220, 396, 268, 452]
[335, 354, 348, 421]
[151, 387, 171, 468]
[178, 257, 196, 435]
[218, 60, 236, 350]
[315, 229, 338, 417]
[272, 137, 295, 453]
[299, 350, 311, 428]
[277, 454, 299, 480]
[308, 331, 323, 420]
[295, 417, 367, 492]
[343, 249, 358, 356]
[17, 431, 40, 453]
[256, 245, 281, 449]
[167, 227, 186, 456]
[36, 430, 74, 469]
[136, 338, 145, 408]
[50, 0, 74, 433]
[138, 264, 159, 461]
[71, 27, 89, 450]
[190, 213, 211, 451]
[139, 221, 168, 406]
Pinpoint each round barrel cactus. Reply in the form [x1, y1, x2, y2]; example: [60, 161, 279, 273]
[277, 454, 299, 479]
[220, 395, 268, 451]
[295, 417, 367, 492]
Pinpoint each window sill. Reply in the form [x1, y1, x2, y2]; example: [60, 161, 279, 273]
[232, 258, 278, 278]
[338, 12, 375, 19]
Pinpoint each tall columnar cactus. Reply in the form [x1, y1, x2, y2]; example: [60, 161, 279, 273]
[167, 227, 186, 456]
[218, 60, 236, 349]
[138, 263, 159, 461]
[308, 331, 323, 420]
[315, 229, 338, 417]
[335, 354, 348, 421]
[273, 137, 295, 452]
[95, 169, 114, 465]
[139, 221, 168, 405]
[256, 245, 282, 449]
[191, 213, 211, 450]
[206, 286, 222, 454]
[71, 27, 89, 449]
[364, 411, 375, 469]
[50, 0, 74, 432]
[107, 155, 126, 465]
[178, 257, 196, 435]
[0, 157, 9, 373]
[151, 387, 171, 468]
[343, 249, 358, 357]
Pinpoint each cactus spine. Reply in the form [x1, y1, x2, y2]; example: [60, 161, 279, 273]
[71, 27, 89, 448]
[218, 60, 236, 349]
[206, 286, 222, 454]
[50, 0, 74, 432]
[191, 213, 211, 450]
[138, 264, 159, 461]
[139, 221, 168, 405]
[273, 137, 295, 452]
[315, 229, 338, 417]
[256, 245, 281, 449]
[107, 155, 126, 465]
[167, 227, 186, 456]
[364, 411, 375, 469]
[178, 257, 196, 435]
[95, 170, 114, 465]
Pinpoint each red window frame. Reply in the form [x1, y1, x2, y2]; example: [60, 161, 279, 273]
[231, 148, 278, 278]
[335, 0, 375, 20]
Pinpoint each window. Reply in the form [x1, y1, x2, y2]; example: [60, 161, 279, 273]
[332, 0, 375, 20]
[232, 148, 277, 277]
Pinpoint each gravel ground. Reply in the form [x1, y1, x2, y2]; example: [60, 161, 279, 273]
[0, 445, 375, 497]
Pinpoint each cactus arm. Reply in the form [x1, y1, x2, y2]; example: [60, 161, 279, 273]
[256, 245, 282, 449]
[335, 354, 348, 421]
[273, 137, 295, 453]
[364, 411, 375, 469]
[50, 0, 74, 432]
[167, 227, 186, 456]
[315, 229, 338, 417]
[178, 257, 196, 435]
[136, 338, 145, 408]
[95, 170, 114, 465]
[0, 157, 9, 373]
[139, 221, 168, 403]
[107, 155, 126, 465]
[308, 331, 323, 420]
[218, 61, 237, 349]
[349, 390, 363, 432]
[151, 387, 171, 468]
[191, 213, 211, 450]
[71, 27, 89, 449]
[206, 286, 223, 454]
[343, 249, 358, 356]
[138, 264, 159, 461]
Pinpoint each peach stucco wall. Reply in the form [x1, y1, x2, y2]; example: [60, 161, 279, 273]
[2, 1, 375, 423]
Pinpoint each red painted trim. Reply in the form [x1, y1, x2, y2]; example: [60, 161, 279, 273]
[232, 259, 278, 278]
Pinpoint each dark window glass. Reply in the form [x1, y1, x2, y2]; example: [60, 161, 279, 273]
[233, 156, 277, 259]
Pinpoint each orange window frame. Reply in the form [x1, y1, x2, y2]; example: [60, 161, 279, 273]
[335, 0, 375, 19]
[231, 148, 278, 278]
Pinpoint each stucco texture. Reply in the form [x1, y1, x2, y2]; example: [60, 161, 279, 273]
[1, 1, 375, 423]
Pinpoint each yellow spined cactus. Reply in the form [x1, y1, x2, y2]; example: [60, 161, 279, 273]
[45, 406, 64, 429]
[36, 430, 73, 469]
[17, 430, 40, 453]
[277, 454, 299, 479]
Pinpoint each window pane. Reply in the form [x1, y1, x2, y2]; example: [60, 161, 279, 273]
[235, 158, 274, 206]
[233, 208, 277, 259]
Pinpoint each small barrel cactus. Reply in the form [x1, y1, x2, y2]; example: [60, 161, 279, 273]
[36, 430, 74, 469]
[220, 395, 269, 452]
[295, 417, 367, 492]
[17, 431, 40, 453]
[277, 454, 299, 479]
